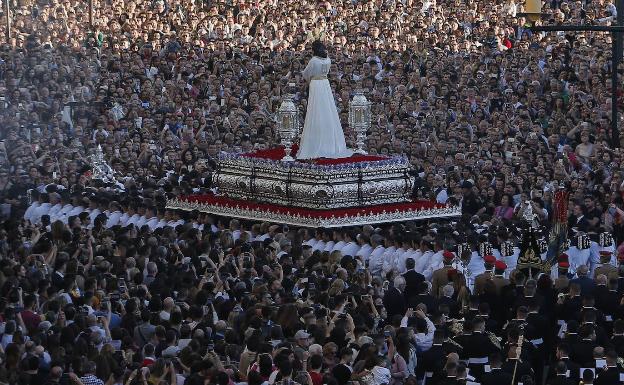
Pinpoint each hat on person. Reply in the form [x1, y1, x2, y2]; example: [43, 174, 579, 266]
[599, 250, 612, 260]
[558, 253, 569, 263]
[484, 255, 496, 264]
[443, 250, 454, 262]
[558, 260, 570, 269]
[494, 260, 507, 271]
[295, 330, 310, 340]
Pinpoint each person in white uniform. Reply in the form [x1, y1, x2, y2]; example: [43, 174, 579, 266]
[297, 40, 353, 159]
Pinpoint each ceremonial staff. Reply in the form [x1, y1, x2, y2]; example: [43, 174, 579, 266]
[511, 325, 525, 385]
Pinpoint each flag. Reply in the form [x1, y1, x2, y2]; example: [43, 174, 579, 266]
[546, 189, 570, 264]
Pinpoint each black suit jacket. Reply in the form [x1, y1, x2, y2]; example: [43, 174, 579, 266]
[481, 368, 513, 385]
[547, 375, 576, 385]
[418, 344, 446, 378]
[502, 360, 534, 385]
[570, 339, 598, 366]
[403, 269, 425, 300]
[408, 293, 437, 311]
[612, 335, 624, 358]
[595, 366, 623, 385]
[547, 359, 580, 385]
[51, 271, 65, 289]
[383, 287, 406, 320]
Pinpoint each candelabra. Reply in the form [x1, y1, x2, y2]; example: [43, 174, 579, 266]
[276, 86, 300, 162]
[349, 90, 372, 154]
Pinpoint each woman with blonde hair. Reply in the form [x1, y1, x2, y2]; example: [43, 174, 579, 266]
[219, 230, 234, 251]
[328, 250, 343, 267]
[328, 279, 344, 296]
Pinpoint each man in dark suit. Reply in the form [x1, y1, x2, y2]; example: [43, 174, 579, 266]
[595, 350, 623, 385]
[436, 360, 462, 385]
[570, 265, 596, 296]
[464, 317, 501, 381]
[547, 361, 576, 385]
[611, 320, 624, 357]
[408, 281, 437, 310]
[555, 283, 583, 322]
[595, 277, 619, 320]
[402, 257, 425, 301]
[570, 324, 598, 367]
[383, 276, 406, 320]
[51, 258, 67, 290]
[547, 343, 580, 385]
[501, 343, 534, 384]
[481, 351, 512, 385]
[418, 330, 448, 382]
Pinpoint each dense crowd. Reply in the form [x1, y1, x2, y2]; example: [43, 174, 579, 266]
[2, 0, 624, 385]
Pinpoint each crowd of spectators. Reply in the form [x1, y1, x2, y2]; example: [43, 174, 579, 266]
[2, 0, 624, 385]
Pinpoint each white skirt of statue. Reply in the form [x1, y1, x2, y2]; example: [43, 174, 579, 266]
[297, 56, 353, 159]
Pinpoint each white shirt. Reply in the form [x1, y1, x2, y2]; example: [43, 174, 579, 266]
[341, 241, 360, 257]
[146, 217, 160, 231]
[408, 249, 423, 264]
[467, 251, 486, 277]
[332, 240, 346, 253]
[356, 244, 373, 261]
[371, 366, 391, 385]
[401, 314, 436, 351]
[88, 208, 101, 224]
[312, 239, 326, 252]
[368, 245, 386, 276]
[423, 251, 444, 281]
[47, 203, 64, 220]
[32, 203, 52, 224]
[118, 212, 130, 226]
[381, 246, 397, 275]
[256, 233, 270, 242]
[126, 214, 141, 227]
[304, 238, 318, 248]
[324, 241, 336, 252]
[568, 246, 591, 272]
[67, 205, 85, 219]
[415, 250, 434, 274]
[24, 202, 41, 222]
[436, 188, 449, 204]
[106, 211, 122, 228]
[167, 219, 185, 227]
[51, 204, 73, 222]
[396, 248, 413, 274]
[135, 215, 148, 229]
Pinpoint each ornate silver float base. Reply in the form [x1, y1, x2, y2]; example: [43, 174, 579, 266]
[213, 154, 415, 209]
[166, 196, 461, 228]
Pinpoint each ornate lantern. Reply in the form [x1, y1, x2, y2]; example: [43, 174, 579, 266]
[89, 145, 116, 183]
[276, 87, 300, 162]
[349, 90, 372, 154]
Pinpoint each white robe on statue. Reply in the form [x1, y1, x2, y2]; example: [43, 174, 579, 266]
[297, 56, 352, 159]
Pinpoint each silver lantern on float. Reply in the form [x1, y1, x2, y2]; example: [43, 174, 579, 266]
[349, 90, 372, 154]
[276, 85, 299, 162]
